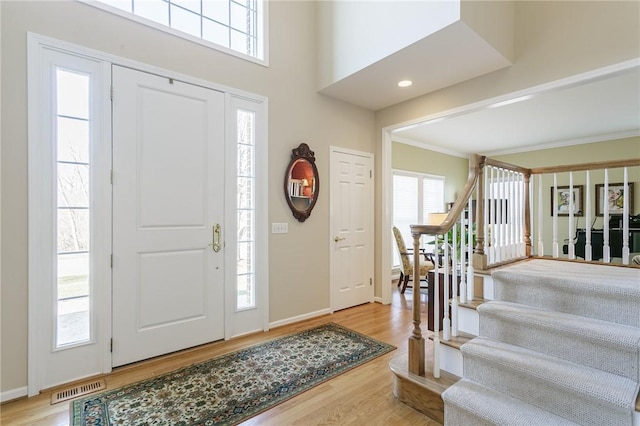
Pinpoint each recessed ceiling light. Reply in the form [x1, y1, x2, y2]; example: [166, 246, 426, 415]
[397, 80, 413, 88]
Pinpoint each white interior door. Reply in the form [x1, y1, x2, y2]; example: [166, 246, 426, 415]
[112, 66, 225, 367]
[330, 147, 374, 311]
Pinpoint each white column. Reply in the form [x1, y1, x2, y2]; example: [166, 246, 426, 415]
[568, 173, 575, 259]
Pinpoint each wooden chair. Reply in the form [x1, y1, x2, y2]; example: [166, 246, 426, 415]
[392, 226, 434, 294]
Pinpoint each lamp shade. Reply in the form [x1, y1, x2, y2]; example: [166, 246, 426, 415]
[426, 212, 448, 226]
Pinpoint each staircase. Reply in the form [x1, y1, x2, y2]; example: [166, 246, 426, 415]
[441, 259, 640, 425]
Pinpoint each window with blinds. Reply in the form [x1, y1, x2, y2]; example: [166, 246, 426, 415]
[392, 171, 445, 268]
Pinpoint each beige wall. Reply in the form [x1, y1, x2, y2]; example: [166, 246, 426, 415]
[373, 1, 640, 295]
[0, 1, 375, 394]
[392, 142, 469, 205]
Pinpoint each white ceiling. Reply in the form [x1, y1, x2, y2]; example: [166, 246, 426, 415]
[392, 65, 640, 156]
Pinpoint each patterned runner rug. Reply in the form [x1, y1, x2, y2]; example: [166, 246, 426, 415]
[71, 323, 395, 425]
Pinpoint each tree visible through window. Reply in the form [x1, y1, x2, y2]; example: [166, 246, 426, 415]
[93, 0, 264, 60]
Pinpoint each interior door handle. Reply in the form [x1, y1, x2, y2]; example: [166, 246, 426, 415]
[212, 224, 221, 252]
[334, 236, 346, 242]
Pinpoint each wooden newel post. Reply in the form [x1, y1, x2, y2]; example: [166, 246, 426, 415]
[408, 232, 425, 376]
[473, 156, 487, 270]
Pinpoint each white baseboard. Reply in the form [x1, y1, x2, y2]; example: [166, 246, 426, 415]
[1, 386, 27, 403]
[269, 308, 332, 329]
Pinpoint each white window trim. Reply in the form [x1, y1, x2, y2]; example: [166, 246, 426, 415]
[27, 32, 269, 395]
[79, 0, 269, 67]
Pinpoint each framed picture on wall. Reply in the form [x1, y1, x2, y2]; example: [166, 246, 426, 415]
[595, 182, 634, 216]
[550, 185, 584, 216]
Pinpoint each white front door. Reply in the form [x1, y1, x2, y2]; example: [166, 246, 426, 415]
[112, 66, 225, 366]
[329, 147, 374, 311]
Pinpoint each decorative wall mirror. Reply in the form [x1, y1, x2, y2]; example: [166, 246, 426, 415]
[284, 143, 319, 222]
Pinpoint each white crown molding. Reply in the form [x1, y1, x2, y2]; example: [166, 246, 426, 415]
[481, 130, 640, 157]
[392, 135, 469, 158]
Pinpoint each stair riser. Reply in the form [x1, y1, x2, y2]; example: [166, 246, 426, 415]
[463, 354, 634, 426]
[439, 344, 463, 377]
[458, 307, 479, 336]
[480, 314, 640, 381]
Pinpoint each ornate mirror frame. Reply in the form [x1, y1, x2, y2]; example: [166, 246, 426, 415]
[284, 143, 319, 222]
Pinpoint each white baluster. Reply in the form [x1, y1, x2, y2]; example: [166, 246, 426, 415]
[486, 167, 493, 264]
[623, 167, 630, 264]
[538, 174, 544, 256]
[451, 222, 458, 337]
[568, 173, 575, 259]
[467, 197, 475, 302]
[496, 168, 503, 262]
[443, 232, 450, 341]
[585, 171, 592, 261]
[459, 209, 467, 304]
[603, 170, 611, 263]
[552, 173, 559, 258]
[433, 243, 440, 378]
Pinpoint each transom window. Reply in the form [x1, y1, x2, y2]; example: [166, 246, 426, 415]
[89, 0, 264, 61]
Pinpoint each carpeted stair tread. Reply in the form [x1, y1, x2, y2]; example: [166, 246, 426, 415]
[492, 259, 640, 326]
[442, 378, 582, 426]
[478, 300, 640, 381]
[462, 337, 639, 425]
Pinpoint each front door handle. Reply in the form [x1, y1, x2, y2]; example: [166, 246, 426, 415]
[212, 224, 221, 252]
[334, 236, 346, 242]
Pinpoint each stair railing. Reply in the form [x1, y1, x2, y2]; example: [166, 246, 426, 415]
[409, 154, 482, 377]
[530, 159, 640, 264]
[406, 155, 640, 380]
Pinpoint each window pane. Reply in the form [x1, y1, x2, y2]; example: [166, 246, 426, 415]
[171, 0, 200, 13]
[392, 175, 418, 266]
[203, 0, 228, 23]
[237, 177, 253, 209]
[238, 144, 253, 177]
[57, 251, 90, 345]
[57, 296, 90, 346]
[203, 17, 229, 46]
[135, 0, 169, 26]
[57, 117, 89, 163]
[170, 4, 201, 37]
[230, 1, 248, 31]
[230, 29, 252, 56]
[238, 209, 253, 242]
[57, 209, 90, 253]
[56, 70, 89, 119]
[236, 273, 254, 310]
[58, 163, 90, 208]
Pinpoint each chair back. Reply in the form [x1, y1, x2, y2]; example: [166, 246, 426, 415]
[392, 226, 412, 274]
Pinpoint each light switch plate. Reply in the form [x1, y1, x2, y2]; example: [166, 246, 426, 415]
[272, 223, 288, 234]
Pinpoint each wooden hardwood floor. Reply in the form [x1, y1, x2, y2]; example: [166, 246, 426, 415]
[1, 284, 437, 426]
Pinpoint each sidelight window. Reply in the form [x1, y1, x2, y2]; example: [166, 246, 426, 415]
[55, 69, 92, 347]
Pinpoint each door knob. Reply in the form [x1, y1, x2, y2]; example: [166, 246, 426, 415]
[334, 236, 346, 242]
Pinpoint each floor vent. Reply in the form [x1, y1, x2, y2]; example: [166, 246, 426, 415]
[50, 379, 106, 404]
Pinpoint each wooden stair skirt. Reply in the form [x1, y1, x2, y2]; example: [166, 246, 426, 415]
[389, 354, 459, 424]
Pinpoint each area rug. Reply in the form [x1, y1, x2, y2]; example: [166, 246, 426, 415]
[71, 323, 395, 425]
